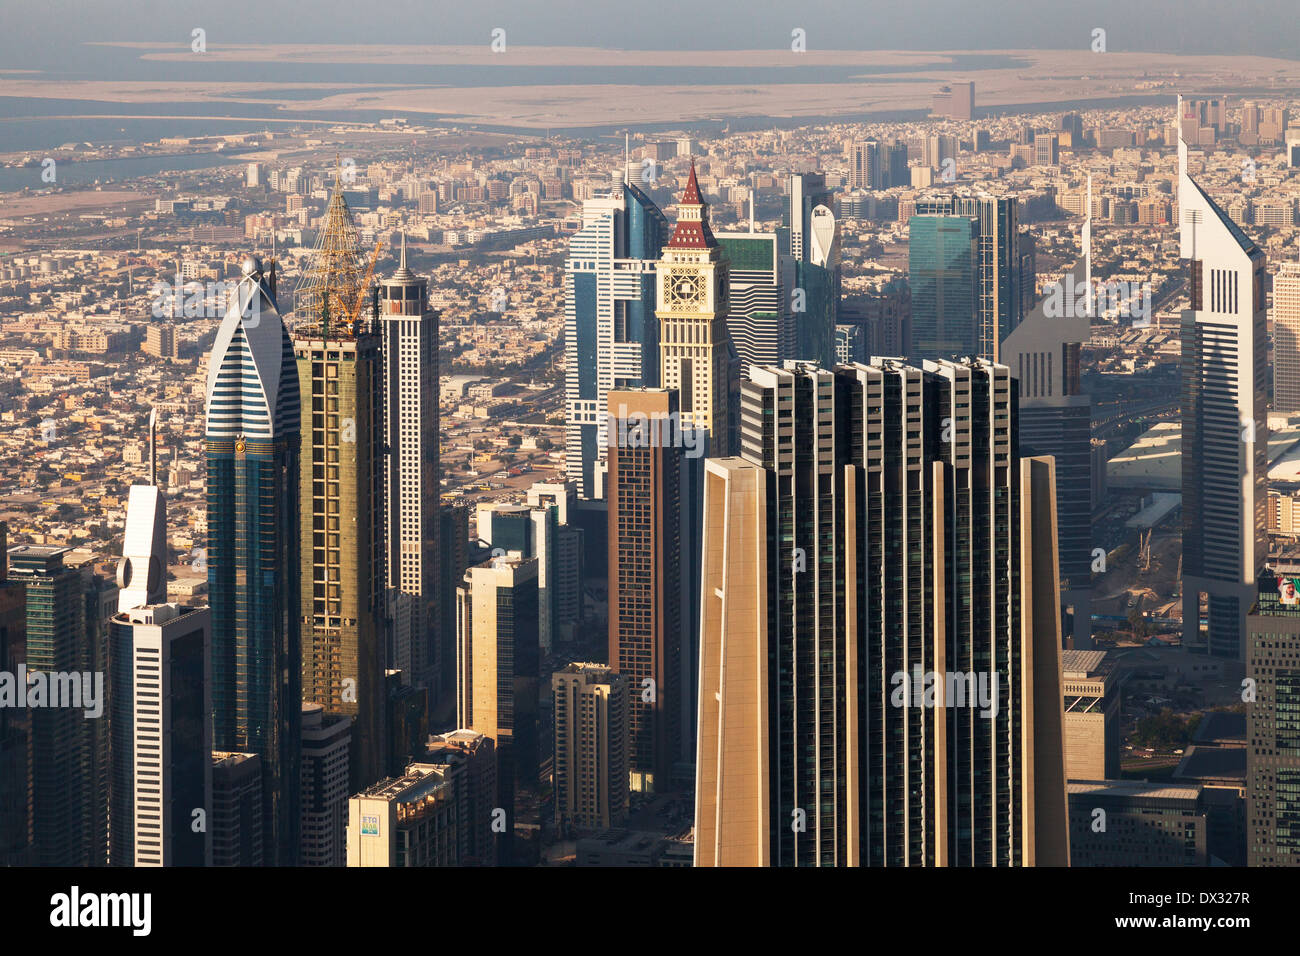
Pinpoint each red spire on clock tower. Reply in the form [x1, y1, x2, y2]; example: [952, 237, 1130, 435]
[667, 160, 716, 250]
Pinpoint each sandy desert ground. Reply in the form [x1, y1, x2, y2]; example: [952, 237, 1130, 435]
[1, 46, 1297, 130]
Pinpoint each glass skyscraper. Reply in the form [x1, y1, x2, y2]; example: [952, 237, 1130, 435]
[205, 256, 302, 866]
[908, 215, 979, 360]
[696, 358, 1069, 866]
[913, 195, 1023, 361]
[564, 177, 668, 499]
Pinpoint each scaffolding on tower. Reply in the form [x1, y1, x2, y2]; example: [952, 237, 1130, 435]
[294, 161, 369, 338]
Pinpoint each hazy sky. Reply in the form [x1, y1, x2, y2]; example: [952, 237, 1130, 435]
[1, 0, 1297, 68]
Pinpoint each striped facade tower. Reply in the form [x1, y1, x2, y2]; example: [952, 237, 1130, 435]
[205, 255, 302, 866]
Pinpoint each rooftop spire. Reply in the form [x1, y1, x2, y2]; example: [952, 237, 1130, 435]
[666, 159, 715, 249]
[681, 159, 702, 206]
[390, 229, 416, 282]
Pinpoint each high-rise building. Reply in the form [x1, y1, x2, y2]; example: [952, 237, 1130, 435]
[8, 545, 89, 867]
[525, 482, 586, 647]
[1060, 112, 1085, 146]
[1273, 261, 1300, 413]
[849, 140, 879, 190]
[210, 752, 264, 867]
[425, 729, 498, 865]
[914, 195, 1024, 361]
[552, 663, 630, 832]
[606, 389, 684, 794]
[380, 235, 441, 696]
[1178, 101, 1269, 660]
[1034, 133, 1060, 167]
[696, 359, 1070, 866]
[346, 763, 461, 866]
[108, 603, 211, 867]
[908, 214, 978, 359]
[564, 175, 668, 499]
[294, 186, 387, 790]
[933, 81, 975, 120]
[853, 139, 908, 190]
[205, 254, 302, 865]
[1002, 258, 1093, 646]
[781, 172, 840, 368]
[455, 554, 540, 843]
[784, 173, 834, 264]
[715, 230, 785, 375]
[300, 702, 351, 867]
[478, 486, 585, 654]
[438, 504, 471, 702]
[657, 162, 731, 456]
[0, 525, 28, 867]
[1247, 568, 1300, 865]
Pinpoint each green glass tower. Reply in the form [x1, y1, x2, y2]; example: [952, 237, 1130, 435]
[8, 545, 87, 866]
[909, 215, 979, 361]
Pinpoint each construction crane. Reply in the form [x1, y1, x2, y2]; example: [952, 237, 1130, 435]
[350, 238, 384, 330]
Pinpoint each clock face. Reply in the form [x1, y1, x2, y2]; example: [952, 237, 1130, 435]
[670, 272, 700, 306]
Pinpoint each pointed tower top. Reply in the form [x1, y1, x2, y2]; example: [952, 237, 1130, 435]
[390, 229, 417, 283]
[666, 160, 715, 249]
[681, 160, 702, 206]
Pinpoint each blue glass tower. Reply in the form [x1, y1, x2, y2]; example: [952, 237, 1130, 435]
[204, 255, 302, 865]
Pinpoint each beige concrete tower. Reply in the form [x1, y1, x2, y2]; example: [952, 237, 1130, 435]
[656, 161, 730, 456]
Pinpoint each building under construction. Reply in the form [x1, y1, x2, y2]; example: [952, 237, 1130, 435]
[293, 176, 387, 792]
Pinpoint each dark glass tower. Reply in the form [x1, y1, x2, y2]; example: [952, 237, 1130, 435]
[696, 358, 1069, 866]
[205, 255, 302, 865]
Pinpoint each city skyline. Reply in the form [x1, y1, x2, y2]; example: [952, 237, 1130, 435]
[3, 6, 1300, 919]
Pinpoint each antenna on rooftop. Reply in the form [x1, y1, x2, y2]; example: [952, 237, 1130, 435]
[148, 407, 157, 487]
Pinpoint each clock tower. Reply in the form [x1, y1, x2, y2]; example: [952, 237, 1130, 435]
[656, 161, 730, 455]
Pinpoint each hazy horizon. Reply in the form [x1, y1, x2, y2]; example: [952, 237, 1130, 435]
[2, 0, 1298, 71]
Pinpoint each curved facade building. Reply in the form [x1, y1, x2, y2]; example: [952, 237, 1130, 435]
[205, 257, 302, 865]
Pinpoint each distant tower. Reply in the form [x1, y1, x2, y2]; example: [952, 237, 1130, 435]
[111, 410, 212, 867]
[205, 253, 302, 865]
[913, 195, 1023, 361]
[293, 181, 387, 791]
[1178, 96, 1269, 660]
[1273, 259, 1300, 413]
[379, 233, 442, 698]
[656, 162, 731, 456]
[563, 174, 668, 499]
